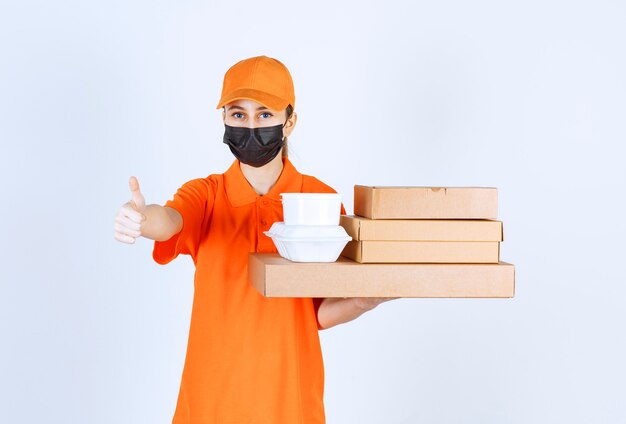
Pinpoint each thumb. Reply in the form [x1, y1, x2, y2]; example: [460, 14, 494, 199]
[128, 176, 146, 213]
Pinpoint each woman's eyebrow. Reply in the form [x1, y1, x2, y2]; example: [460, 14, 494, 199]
[228, 105, 270, 111]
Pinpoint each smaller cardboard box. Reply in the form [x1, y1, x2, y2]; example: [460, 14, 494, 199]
[341, 240, 500, 263]
[340, 215, 503, 241]
[354, 186, 498, 219]
[248, 253, 515, 298]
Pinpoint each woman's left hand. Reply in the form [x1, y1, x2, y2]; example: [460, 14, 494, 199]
[352, 297, 400, 312]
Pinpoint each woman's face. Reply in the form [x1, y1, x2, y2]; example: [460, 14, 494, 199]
[222, 98, 297, 138]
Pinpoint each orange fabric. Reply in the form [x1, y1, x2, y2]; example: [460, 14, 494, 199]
[215, 55, 296, 111]
[153, 157, 346, 424]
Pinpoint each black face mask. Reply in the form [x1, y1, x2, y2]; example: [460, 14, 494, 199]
[223, 122, 286, 167]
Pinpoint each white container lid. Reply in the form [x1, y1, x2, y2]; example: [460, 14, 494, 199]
[265, 222, 351, 240]
[280, 193, 342, 200]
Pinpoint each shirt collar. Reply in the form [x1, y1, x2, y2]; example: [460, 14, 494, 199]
[223, 156, 304, 207]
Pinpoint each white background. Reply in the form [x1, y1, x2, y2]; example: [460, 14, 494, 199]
[1, 0, 625, 423]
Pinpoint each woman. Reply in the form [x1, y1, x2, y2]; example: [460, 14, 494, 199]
[114, 55, 394, 423]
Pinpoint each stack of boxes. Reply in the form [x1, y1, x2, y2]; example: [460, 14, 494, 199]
[340, 186, 503, 264]
[248, 185, 515, 298]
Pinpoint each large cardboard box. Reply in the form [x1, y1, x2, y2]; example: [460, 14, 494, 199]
[354, 186, 498, 219]
[248, 253, 515, 298]
[340, 215, 503, 241]
[341, 240, 500, 263]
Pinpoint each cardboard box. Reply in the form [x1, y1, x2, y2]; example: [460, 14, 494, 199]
[341, 240, 500, 263]
[354, 186, 498, 219]
[340, 215, 503, 241]
[248, 253, 515, 298]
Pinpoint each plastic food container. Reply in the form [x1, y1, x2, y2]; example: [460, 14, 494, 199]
[264, 222, 352, 262]
[280, 193, 342, 226]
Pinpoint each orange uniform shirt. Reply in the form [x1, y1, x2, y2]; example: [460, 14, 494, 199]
[153, 157, 346, 424]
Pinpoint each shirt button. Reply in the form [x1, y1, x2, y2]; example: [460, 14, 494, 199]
[262, 199, 269, 205]
[261, 219, 268, 225]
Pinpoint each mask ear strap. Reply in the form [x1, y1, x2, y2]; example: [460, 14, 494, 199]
[281, 114, 290, 143]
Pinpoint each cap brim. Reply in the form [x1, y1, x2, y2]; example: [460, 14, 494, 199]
[215, 88, 290, 111]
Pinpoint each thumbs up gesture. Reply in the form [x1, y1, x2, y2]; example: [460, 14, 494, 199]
[114, 176, 147, 244]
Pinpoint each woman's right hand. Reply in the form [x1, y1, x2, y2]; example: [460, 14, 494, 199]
[114, 176, 147, 244]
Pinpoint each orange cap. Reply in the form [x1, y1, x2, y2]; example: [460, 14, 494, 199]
[215, 55, 295, 111]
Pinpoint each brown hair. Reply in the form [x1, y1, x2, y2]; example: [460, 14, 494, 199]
[282, 104, 294, 158]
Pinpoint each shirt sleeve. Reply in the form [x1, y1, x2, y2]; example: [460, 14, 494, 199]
[152, 178, 215, 265]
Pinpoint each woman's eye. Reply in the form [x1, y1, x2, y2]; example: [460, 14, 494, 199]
[260, 112, 272, 118]
[232, 113, 244, 119]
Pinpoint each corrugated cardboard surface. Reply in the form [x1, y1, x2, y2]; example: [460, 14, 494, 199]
[341, 240, 500, 263]
[354, 186, 498, 219]
[248, 253, 515, 298]
[340, 215, 503, 241]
